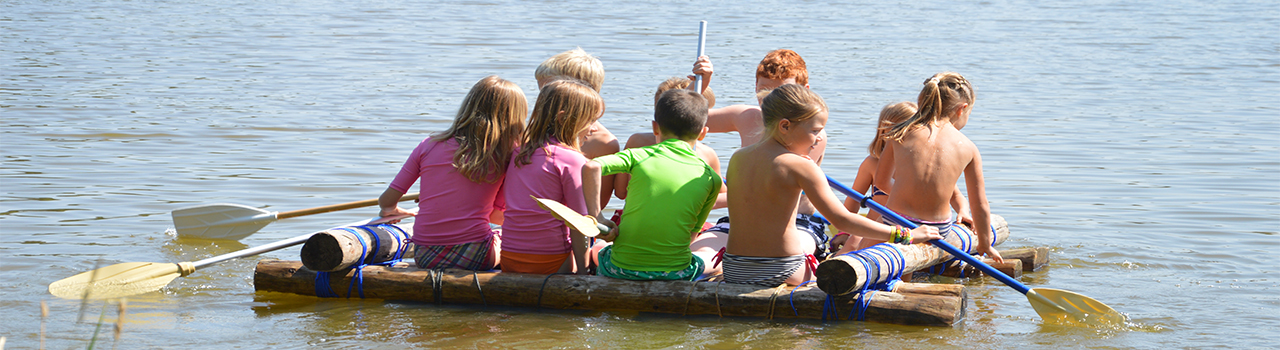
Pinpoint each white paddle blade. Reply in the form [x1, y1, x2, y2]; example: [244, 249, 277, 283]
[1029, 288, 1125, 327]
[172, 203, 278, 240]
[48, 262, 184, 299]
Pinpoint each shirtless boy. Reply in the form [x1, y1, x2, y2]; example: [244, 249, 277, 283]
[723, 85, 940, 287]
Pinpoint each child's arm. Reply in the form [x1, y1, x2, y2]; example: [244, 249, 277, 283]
[872, 143, 896, 198]
[964, 150, 1003, 263]
[688, 55, 713, 96]
[844, 156, 878, 212]
[791, 157, 940, 243]
[950, 184, 972, 228]
[377, 187, 416, 220]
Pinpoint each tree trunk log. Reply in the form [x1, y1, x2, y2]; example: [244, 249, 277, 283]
[299, 224, 412, 272]
[816, 214, 1009, 296]
[254, 260, 967, 326]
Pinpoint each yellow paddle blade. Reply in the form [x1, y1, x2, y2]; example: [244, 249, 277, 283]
[1028, 288, 1125, 327]
[531, 196, 605, 237]
[48, 262, 188, 300]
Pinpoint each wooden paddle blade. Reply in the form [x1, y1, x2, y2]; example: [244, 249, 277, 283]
[1029, 288, 1125, 327]
[531, 197, 606, 237]
[172, 203, 277, 240]
[48, 262, 185, 299]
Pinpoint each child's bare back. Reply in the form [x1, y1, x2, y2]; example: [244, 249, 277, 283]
[876, 72, 1002, 262]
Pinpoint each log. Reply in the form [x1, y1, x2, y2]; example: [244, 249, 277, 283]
[921, 259, 1022, 279]
[299, 224, 412, 272]
[254, 260, 967, 326]
[997, 247, 1049, 271]
[816, 214, 1009, 296]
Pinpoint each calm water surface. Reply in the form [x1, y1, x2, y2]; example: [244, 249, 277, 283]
[3, 0, 1277, 348]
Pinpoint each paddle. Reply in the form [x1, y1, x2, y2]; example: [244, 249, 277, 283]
[49, 215, 411, 300]
[532, 196, 610, 237]
[172, 193, 420, 240]
[824, 175, 1124, 327]
[693, 20, 708, 94]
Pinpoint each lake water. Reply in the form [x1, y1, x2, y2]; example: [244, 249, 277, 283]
[3, 0, 1277, 348]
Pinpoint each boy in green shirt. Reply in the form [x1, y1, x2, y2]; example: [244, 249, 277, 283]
[581, 89, 722, 281]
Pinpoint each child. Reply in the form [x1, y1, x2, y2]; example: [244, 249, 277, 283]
[581, 89, 722, 281]
[695, 50, 832, 260]
[722, 84, 941, 287]
[832, 102, 976, 254]
[535, 48, 622, 207]
[875, 72, 1003, 263]
[500, 79, 604, 275]
[377, 76, 526, 271]
[614, 77, 721, 205]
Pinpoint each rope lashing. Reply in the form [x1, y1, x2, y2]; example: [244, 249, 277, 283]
[313, 224, 411, 299]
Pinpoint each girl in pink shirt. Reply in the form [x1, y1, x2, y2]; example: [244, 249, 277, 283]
[502, 79, 604, 275]
[378, 76, 527, 271]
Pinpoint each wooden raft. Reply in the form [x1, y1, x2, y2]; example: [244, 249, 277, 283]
[254, 260, 968, 326]
[816, 214, 1012, 296]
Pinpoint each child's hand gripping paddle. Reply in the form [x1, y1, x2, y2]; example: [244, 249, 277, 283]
[825, 175, 1124, 327]
[532, 196, 610, 237]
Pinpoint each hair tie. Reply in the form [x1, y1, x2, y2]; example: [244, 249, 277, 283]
[926, 76, 940, 85]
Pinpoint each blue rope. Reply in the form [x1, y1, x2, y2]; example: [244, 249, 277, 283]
[789, 280, 816, 317]
[312, 224, 411, 299]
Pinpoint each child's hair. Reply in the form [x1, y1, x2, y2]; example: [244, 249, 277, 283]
[760, 84, 827, 141]
[535, 48, 605, 92]
[756, 49, 808, 87]
[432, 76, 527, 183]
[515, 79, 605, 166]
[868, 101, 918, 158]
[655, 77, 716, 108]
[654, 89, 708, 140]
[886, 72, 974, 141]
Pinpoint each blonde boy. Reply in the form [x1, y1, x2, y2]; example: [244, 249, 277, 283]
[536, 48, 622, 206]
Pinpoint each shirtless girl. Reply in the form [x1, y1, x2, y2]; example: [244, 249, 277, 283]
[722, 85, 941, 286]
[876, 72, 1003, 263]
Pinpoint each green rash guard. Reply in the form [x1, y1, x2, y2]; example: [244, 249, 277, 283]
[595, 138, 722, 272]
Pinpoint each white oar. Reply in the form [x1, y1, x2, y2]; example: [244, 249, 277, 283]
[49, 214, 411, 300]
[694, 20, 708, 94]
[173, 193, 420, 240]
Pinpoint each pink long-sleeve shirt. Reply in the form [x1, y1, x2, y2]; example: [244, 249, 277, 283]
[501, 140, 589, 255]
[389, 137, 503, 247]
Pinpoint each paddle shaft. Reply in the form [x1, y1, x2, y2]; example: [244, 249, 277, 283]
[825, 175, 1032, 295]
[694, 20, 707, 94]
[277, 192, 420, 220]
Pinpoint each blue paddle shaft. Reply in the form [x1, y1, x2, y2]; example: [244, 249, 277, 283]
[825, 175, 1031, 295]
[694, 20, 707, 94]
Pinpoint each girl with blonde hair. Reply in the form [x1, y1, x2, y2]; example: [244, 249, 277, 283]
[378, 75, 527, 271]
[501, 78, 605, 275]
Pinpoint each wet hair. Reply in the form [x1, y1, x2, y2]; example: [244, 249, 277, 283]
[760, 84, 827, 141]
[654, 89, 708, 140]
[515, 79, 605, 166]
[869, 101, 917, 158]
[886, 72, 975, 141]
[535, 48, 605, 92]
[756, 49, 809, 87]
[654, 77, 716, 108]
[432, 75, 527, 183]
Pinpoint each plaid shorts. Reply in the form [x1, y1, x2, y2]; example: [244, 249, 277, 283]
[413, 234, 497, 271]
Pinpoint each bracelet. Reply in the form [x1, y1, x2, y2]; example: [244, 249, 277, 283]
[901, 227, 912, 244]
[835, 232, 850, 238]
